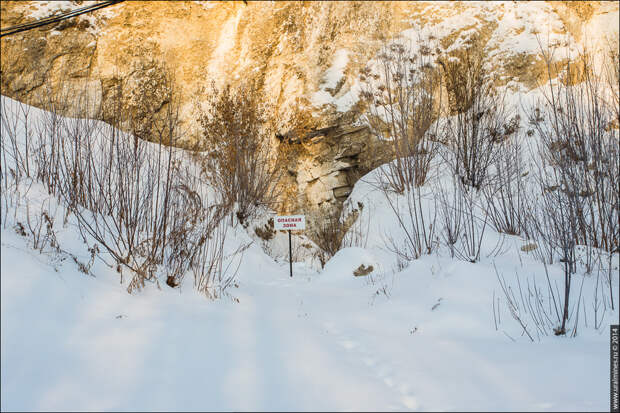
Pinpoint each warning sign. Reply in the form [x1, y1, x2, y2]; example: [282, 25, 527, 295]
[274, 215, 306, 230]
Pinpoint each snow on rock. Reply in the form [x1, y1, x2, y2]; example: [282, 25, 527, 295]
[2, 1, 618, 143]
[21, 0, 120, 36]
[23, 1, 94, 19]
[311, 48, 361, 113]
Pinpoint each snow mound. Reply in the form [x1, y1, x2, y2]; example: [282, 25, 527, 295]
[321, 247, 381, 282]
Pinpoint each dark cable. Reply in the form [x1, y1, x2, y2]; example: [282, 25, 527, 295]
[0, 1, 124, 38]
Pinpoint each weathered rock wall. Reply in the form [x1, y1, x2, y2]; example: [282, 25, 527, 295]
[1, 0, 618, 224]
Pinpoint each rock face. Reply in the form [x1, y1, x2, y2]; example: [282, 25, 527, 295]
[279, 124, 391, 216]
[1, 0, 618, 225]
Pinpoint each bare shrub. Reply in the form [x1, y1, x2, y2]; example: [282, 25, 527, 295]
[454, 175, 491, 263]
[62, 82, 235, 294]
[494, 262, 588, 341]
[382, 181, 439, 261]
[341, 201, 369, 250]
[24, 199, 60, 254]
[431, 42, 524, 262]
[439, 47, 507, 191]
[531, 40, 619, 254]
[360, 36, 442, 193]
[197, 81, 283, 224]
[191, 218, 230, 298]
[602, 35, 619, 128]
[528, 169, 582, 335]
[1, 97, 24, 227]
[360, 36, 441, 263]
[1, 97, 35, 190]
[436, 175, 463, 259]
[51, 83, 182, 290]
[482, 134, 529, 237]
[174, 165, 243, 299]
[1, 67, 239, 297]
[313, 204, 363, 267]
[31, 93, 65, 196]
[524, 38, 620, 331]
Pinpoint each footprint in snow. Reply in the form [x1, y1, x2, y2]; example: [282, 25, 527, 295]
[325, 321, 420, 411]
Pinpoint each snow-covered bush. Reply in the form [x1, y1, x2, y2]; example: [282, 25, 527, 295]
[499, 39, 620, 336]
[1, 76, 239, 298]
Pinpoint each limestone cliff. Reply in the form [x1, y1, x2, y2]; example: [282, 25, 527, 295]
[1, 0, 618, 220]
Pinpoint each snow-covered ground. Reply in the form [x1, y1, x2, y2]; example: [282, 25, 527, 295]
[2, 218, 616, 411]
[1, 90, 618, 412]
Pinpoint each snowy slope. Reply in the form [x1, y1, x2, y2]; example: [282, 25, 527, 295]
[1, 92, 618, 412]
[2, 202, 616, 411]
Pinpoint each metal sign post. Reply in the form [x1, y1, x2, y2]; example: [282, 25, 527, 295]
[274, 215, 306, 278]
[288, 230, 293, 278]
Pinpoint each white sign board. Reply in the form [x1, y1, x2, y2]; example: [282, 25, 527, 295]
[275, 215, 306, 230]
